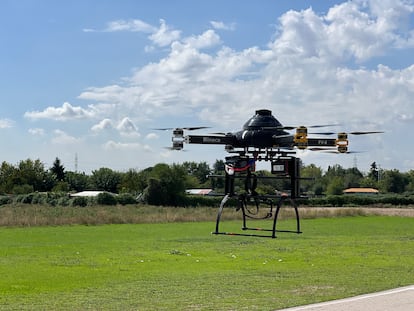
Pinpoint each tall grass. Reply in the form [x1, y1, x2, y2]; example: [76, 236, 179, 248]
[0, 203, 408, 227]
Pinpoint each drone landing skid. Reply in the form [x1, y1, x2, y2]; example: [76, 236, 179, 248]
[212, 194, 301, 239]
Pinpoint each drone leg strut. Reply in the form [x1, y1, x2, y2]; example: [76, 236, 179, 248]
[213, 194, 230, 235]
[271, 197, 302, 238]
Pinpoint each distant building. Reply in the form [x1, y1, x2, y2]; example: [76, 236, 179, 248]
[70, 191, 116, 197]
[343, 188, 379, 195]
[185, 189, 214, 196]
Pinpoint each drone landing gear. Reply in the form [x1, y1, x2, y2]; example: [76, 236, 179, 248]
[212, 194, 301, 238]
[210, 152, 305, 238]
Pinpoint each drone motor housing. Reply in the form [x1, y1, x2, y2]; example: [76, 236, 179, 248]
[336, 132, 349, 153]
[294, 126, 308, 149]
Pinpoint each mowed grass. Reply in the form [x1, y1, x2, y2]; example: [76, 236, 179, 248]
[0, 216, 413, 310]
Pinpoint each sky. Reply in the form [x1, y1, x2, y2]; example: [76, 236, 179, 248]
[1, 0, 414, 174]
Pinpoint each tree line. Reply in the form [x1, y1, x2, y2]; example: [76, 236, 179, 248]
[1, 158, 413, 206]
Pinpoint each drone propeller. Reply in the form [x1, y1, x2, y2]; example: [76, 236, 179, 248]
[307, 147, 337, 152]
[309, 131, 384, 136]
[323, 150, 363, 154]
[154, 126, 210, 131]
[164, 147, 187, 151]
[262, 124, 339, 131]
[307, 147, 363, 154]
[209, 132, 227, 136]
[287, 124, 339, 130]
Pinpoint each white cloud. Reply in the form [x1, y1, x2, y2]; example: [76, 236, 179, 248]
[25, 102, 96, 121]
[116, 117, 140, 138]
[210, 21, 236, 31]
[78, 0, 414, 129]
[85, 18, 180, 48]
[51, 129, 81, 145]
[104, 19, 156, 33]
[28, 128, 45, 136]
[183, 30, 221, 49]
[148, 19, 181, 47]
[0, 119, 14, 128]
[35, 1, 414, 171]
[91, 118, 113, 132]
[145, 133, 159, 140]
[103, 140, 151, 151]
[116, 117, 137, 132]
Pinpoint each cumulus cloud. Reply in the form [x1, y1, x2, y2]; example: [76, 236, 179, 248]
[0, 119, 14, 129]
[116, 117, 137, 132]
[88, 18, 181, 48]
[28, 128, 45, 136]
[116, 117, 140, 138]
[149, 19, 181, 47]
[103, 140, 151, 151]
[183, 30, 221, 49]
[78, 0, 411, 129]
[51, 129, 81, 144]
[210, 21, 236, 31]
[91, 117, 140, 138]
[91, 119, 113, 132]
[25, 102, 96, 121]
[31, 1, 414, 170]
[105, 19, 156, 33]
[145, 133, 159, 140]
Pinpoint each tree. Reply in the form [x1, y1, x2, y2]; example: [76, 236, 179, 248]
[181, 161, 211, 185]
[211, 159, 225, 190]
[144, 163, 186, 206]
[119, 168, 148, 194]
[50, 157, 65, 181]
[0, 161, 17, 193]
[405, 170, 414, 193]
[65, 171, 90, 192]
[326, 176, 344, 195]
[90, 167, 121, 193]
[368, 162, 379, 181]
[343, 167, 363, 189]
[378, 169, 408, 193]
[301, 164, 323, 194]
[16, 159, 50, 192]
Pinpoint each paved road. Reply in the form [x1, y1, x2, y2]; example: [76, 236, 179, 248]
[279, 285, 414, 311]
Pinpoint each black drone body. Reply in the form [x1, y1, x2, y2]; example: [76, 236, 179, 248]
[168, 108, 382, 156]
[232, 109, 291, 148]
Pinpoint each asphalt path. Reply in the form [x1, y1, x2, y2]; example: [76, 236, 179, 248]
[278, 285, 414, 311]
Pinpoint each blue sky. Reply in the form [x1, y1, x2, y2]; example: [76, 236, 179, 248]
[1, 0, 414, 173]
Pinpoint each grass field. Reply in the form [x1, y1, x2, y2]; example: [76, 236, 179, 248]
[0, 215, 413, 310]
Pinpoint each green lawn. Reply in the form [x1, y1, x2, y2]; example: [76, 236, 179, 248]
[0, 216, 413, 310]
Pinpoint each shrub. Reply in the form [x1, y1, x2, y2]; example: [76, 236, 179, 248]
[0, 195, 12, 205]
[12, 184, 34, 195]
[116, 193, 137, 205]
[14, 193, 35, 204]
[97, 192, 117, 205]
[71, 196, 88, 207]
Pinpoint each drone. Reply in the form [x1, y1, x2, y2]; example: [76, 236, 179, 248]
[157, 109, 382, 238]
[161, 109, 382, 157]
